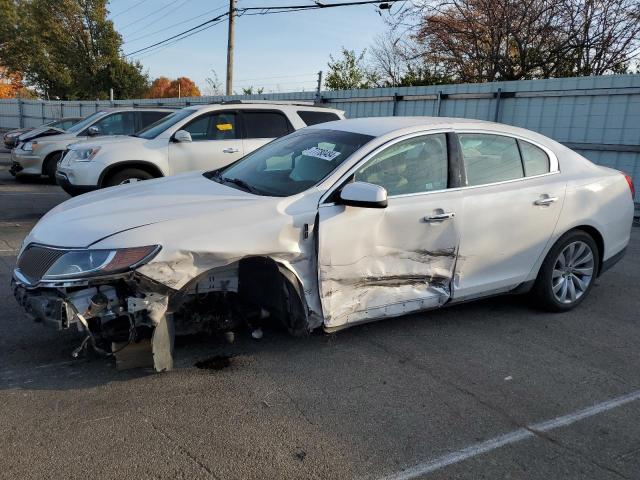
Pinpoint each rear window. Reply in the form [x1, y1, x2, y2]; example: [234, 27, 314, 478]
[519, 140, 550, 176]
[297, 110, 341, 126]
[243, 111, 291, 138]
[459, 134, 524, 186]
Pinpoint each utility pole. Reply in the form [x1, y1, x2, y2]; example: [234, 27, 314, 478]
[225, 0, 236, 96]
[315, 70, 323, 103]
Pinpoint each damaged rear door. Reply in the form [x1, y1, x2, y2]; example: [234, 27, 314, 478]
[318, 132, 463, 330]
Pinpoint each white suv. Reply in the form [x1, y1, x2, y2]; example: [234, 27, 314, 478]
[56, 102, 345, 195]
[10, 107, 174, 181]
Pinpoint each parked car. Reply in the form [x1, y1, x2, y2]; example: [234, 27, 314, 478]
[10, 107, 174, 181]
[3, 117, 82, 149]
[55, 101, 345, 195]
[12, 117, 634, 371]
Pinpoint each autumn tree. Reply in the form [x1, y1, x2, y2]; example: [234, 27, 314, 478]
[145, 76, 201, 98]
[0, 67, 38, 98]
[0, 0, 149, 99]
[167, 77, 200, 97]
[145, 76, 172, 98]
[387, 0, 640, 82]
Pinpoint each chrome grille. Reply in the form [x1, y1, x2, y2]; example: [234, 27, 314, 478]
[16, 246, 66, 284]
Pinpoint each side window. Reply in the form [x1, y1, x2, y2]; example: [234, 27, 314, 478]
[354, 134, 448, 196]
[297, 110, 340, 126]
[90, 112, 136, 136]
[519, 140, 550, 176]
[182, 112, 239, 141]
[244, 111, 291, 139]
[459, 134, 523, 186]
[139, 111, 170, 130]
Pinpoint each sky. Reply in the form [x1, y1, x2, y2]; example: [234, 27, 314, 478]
[108, 0, 396, 94]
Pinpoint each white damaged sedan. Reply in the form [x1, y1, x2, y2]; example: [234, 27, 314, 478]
[12, 117, 635, 371]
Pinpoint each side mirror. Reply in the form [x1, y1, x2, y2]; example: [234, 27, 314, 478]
[87, 126, 100, 136]
[339, 181, 388, 208]
[173, 130, 192, 143]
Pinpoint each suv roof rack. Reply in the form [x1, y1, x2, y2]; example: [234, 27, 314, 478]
[219, 99, 322, 107]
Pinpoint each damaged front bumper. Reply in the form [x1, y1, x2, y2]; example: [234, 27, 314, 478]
[12, 270, 174, 371]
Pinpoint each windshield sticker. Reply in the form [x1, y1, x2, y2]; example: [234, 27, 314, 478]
[216, 123, 233, 131]
[302, 147, 341, 161]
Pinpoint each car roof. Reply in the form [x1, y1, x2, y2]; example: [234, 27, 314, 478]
[184, 102, 343, 113]
[96, 106, 176, 113]
[310, 116, 561, 147]
[309, 116, 510, 136]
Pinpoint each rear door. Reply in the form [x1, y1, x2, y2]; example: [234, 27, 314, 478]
[241, 110, 293, 155]
[168, 110, 243, 174]
[318, 132, 463, 330]
[453, 132, 565, 300]
[137, 110, 171, 132]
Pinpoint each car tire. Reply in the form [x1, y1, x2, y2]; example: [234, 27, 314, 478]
[531, 229, 599, 312]
[104, 168, 154, 187]
[44, 152, 62, 182]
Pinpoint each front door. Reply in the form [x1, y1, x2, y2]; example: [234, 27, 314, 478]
[168, 110, 243, 174]
[317, 133, 462, 330]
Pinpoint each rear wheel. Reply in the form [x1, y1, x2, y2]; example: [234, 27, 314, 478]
[104, 168, 154, 187]
[532, 230, 599, 312]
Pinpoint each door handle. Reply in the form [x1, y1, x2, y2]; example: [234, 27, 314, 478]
[534, 196, 558, 206]
[223, 147, 239, 153]
[424, 212, 455, 222]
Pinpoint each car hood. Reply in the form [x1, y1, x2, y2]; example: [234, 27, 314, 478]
[25, 173, 263, 248]
[27, 132, 76, 144]
[70, 135, 146, 149]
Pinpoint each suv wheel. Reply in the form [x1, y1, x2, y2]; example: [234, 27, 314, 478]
[532, 230, 599, 312]
[104, 168, 154, 187]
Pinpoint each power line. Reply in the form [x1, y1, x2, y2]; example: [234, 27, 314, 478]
[125, 1, 398, 57]
[125, 13, 229, 57]
[119, 0, 191, 32]
[124, 5, 229, 45]
[111, 0, 150, 19]
[134, 19, 228, 60]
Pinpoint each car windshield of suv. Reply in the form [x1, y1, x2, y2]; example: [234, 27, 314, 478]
[134, 108, 195, 139]
[206, 129, 374, 197]
[66, 111, 107, 134]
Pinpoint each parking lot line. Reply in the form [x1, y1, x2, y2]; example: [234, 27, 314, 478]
[383, 389, 640, 480]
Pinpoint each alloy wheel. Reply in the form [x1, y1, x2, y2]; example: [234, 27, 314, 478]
[551, 240, 595, 304]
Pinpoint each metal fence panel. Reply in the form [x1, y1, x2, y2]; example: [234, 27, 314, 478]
[1, 74, 639, 198]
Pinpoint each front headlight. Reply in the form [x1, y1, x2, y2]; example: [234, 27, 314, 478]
[41, 245, 160, 280]
[69, 146, 101, 162]
[22, 141, 37, 152]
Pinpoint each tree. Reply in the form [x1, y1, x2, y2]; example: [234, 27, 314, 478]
[0, 67, 38, 99]
[240, 86, 265, 95]
[369, 33, 453, 86]
[167, 77, 200, 97]
[144, 76, 200, 98]
[325, 48, 379, 90]
[145, 76, 172, 98]
[387, 0, 640, 82]
[204, 70, 223, 96]
[0, 0, 149, 99]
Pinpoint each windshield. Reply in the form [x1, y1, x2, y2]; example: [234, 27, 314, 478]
[66, 111, 107, 134]
[134, 108, 195, 139]
[207, 129, 374, 197]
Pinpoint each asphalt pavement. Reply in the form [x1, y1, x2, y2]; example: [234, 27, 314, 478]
[1, 150, 639, 480]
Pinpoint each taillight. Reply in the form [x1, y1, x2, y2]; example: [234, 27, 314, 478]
[623, 173, 635, 199]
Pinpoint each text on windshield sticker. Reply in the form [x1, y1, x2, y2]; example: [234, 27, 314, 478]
[302, 147, 341, 161]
